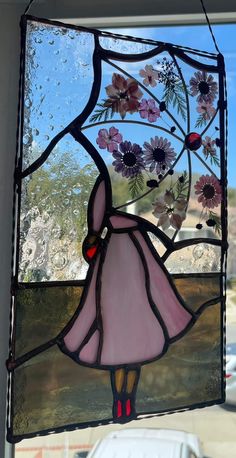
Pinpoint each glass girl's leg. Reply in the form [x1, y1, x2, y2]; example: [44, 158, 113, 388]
[110, 368, 126, 420]
[125, 367, 141, 418]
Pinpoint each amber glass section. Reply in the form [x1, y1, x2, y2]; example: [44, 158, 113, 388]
[137, 274, 222, 413]
[137, 303, 221, 412]
[12, 346, 112, 437]
[14, 285, 83, 358]
[12, 274, 222, 438]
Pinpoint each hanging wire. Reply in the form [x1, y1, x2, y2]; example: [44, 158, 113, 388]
[24, 0, 221, 54]
[200, 0, 221, 54]
[24, 0, 35, 15]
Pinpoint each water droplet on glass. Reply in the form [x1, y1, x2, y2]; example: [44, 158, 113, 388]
[33, 128, 39, 136]
[62, 59, 67, 63]
[83, 201, 88, 206]
[52, 225, 62, 239]
[73, 209, 79, 215]
[64, 199, 70, 206]
[49, 125, 54, 131]
[49, 114, 53, 119]
[48, 39, 54, 45]
[193, 245, 204, 260]
[25, 98, 32, 108]
[44, 135, 50, 141]
[35, 37, 42, 44]
[54, 50, 60, 55]
[37, 256, 44, 266]
[69, 229, 77, 237]
[52, 252, 68, 270]
[23, 135, 29, 145]
[42, 212, 50, 223]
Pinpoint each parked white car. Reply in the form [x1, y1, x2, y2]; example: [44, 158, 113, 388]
[225, 343, 236, 406]
[85, 428, 204, 458]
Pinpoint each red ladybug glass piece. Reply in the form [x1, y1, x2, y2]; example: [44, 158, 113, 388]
[86, 245, 97, 259]
[185, 132, 202, 151]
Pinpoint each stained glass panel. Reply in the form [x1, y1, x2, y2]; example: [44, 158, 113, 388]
[7, 14, 227, 443]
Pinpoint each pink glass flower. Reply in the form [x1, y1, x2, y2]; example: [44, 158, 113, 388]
[96, 127, 123, 152]
[202, 136, 217, 159]
[194, 174, 222, 209]
[139, 65, 159, 87]
[197, 102, 216, 120]
[105, 73, 143, 119]
[139, 99, 161, 123]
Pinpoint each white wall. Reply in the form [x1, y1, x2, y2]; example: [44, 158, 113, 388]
[0, 4, 22, 457]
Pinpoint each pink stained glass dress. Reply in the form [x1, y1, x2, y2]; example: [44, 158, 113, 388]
[59, 177, 195, 368]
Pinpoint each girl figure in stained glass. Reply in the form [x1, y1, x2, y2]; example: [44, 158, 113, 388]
[58, 168, 196, 421]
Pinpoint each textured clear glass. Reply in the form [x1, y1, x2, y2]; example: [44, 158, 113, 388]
[23, 21, 94, 170]
[19, 135, 98, 281]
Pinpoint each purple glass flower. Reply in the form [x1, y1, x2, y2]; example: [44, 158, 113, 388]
[190, 71, 218, 104]
[143, 136, 176, 174]
[139, 98, 160, 123]
[96, 127, 123, 152]
[112, 141, 145, 178]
